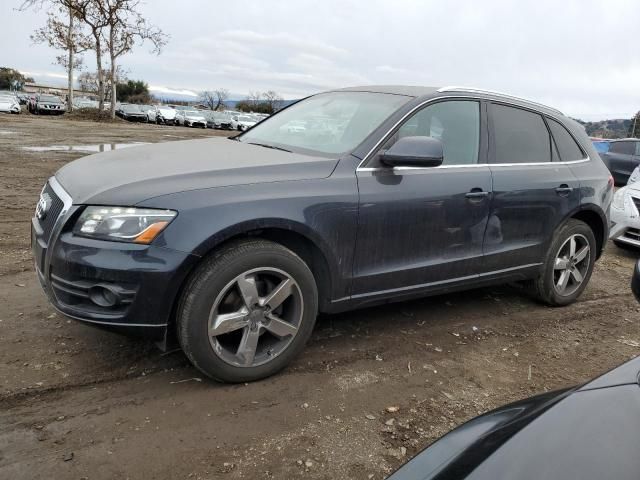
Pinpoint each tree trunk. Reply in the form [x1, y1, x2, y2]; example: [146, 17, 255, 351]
[96, 38, 104, 112]
[67, 9, 74, 113]
[109, 57, 116, 119]
[109, 25, 116, 119]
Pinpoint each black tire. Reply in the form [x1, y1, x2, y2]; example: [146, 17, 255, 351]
[177, 239, 318, 383]
[529, 219, 596, 306]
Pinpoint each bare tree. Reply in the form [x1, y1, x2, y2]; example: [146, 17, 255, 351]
[246, 91, 262, 109]
[78, 65, 126, 99]
[69, 0, 111, 111]
[97, 0, 167, 118]
[214, 88, 229, 110]
[263, 90, 284, 113]
[200, 88, 229, 110]
[21, 0, 93, 111]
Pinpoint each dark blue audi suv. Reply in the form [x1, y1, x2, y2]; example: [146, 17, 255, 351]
[32, 86, 613, 382]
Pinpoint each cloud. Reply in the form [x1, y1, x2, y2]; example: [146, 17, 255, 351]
[4, 0, 640, 119]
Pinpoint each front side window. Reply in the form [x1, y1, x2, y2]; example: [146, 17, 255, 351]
[239, 91, 410, 157]
[547, 118, 585, 161]
[491, 104, 551, 164]
[382, 100, 480, 165]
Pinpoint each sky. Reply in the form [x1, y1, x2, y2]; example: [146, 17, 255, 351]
[2, 0, 639, 120]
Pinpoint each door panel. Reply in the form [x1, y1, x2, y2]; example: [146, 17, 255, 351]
[353, 166, 492, 297]
[483, 164, 580, 271]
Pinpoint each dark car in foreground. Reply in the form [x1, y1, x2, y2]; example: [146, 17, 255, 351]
[388, 353, 640, 480]
[600, 138, 640, 185]
[29, 94, 65, 115]
[32, 86, 612, 382]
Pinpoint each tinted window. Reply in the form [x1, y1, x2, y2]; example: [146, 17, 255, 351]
[610, 141, 635, 155]
[547, 118, 584, 161]
[636, 142, 640, 156]
[492, 104, 550, 164]
[389, 100, 480, 165]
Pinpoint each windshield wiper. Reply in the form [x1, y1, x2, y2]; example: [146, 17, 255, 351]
[247, 142, 292, 153]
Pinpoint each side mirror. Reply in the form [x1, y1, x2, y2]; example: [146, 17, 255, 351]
[381, 136, 444, 168]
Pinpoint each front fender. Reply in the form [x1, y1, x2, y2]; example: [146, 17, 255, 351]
[139, 175, 359, 301]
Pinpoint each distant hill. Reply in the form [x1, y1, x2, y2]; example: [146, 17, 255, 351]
[576, 118, 632, 139]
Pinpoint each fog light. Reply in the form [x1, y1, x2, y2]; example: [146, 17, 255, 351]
[89, 285, 119, 307]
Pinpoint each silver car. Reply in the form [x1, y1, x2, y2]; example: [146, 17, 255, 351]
[175, 109, 206, 128]
[0, 94, 21, 114]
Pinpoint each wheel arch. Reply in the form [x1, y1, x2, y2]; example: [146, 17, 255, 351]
[167, 220, 338, 339]
[567, 205, 608, 259]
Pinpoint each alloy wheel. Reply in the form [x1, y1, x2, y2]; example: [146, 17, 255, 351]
[553, 234, 590, 296]
[208, 267, 304, 367]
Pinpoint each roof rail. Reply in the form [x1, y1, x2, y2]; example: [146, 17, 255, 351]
[437, 86, 564, 115]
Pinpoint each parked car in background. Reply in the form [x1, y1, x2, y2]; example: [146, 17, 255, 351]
[115, 104, 147, 122]
[0, 94, 21, 114]
[609, 176, 640, 248]
[73, 97, 99, 109]
[29, 94, 65, 115]
[32, 85, 612, 383]
[590, 137, 610, 154]
[600, 138, 640, 185]
[388, 354, 640, 480]
[231, 114, 258, 131]
[175, 109, 206, 127]
[147, 105, 177, 125]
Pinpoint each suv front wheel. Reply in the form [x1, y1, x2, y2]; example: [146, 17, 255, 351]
[177, 239, 318, 382]
[530, 219, 596, 306]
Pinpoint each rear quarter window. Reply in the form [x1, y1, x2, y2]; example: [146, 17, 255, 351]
[547, 118, 585, 161]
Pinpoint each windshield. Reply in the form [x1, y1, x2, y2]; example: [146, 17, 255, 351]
[122, 104, 142, 112]
[40, 95, 59, 102]
[239, 116, 254, 122]
[239, 91, 410, 156]
[184, 110, 201, 116]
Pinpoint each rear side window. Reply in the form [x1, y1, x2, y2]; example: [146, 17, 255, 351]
[491, 104, 551, 164]
[547, 118, 585, 161]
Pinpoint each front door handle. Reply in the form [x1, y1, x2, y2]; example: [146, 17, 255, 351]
[555, 184, 574, 196]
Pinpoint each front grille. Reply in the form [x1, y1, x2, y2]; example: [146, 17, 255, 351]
[624, 227, 640, 241]
[39, 182, 64, 242]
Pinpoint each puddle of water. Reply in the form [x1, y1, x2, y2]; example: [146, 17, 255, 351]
[22, 142, 149, 153]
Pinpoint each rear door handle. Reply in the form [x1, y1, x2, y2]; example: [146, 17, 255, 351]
[466, 189, 490, 200]
[555, 184, 574, 196]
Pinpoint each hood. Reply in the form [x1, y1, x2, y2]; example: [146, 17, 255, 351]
[55, 137, 338, 205]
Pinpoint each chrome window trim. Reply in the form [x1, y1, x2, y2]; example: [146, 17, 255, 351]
[355, 95, 590, 173]
[437, 86, 564, 115]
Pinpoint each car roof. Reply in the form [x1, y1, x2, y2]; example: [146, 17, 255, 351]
[331, 85, 564, 116]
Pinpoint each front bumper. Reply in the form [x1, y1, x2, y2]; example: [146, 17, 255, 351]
[32, 177, 199, 338]
[610, 191, 640, 248]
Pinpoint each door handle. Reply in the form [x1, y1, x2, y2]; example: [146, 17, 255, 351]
[466, 189, 490, 200]
[555, 184, 573, 196]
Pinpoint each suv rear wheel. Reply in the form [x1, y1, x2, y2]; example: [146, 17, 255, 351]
[530, 219, 596, 306]
[177, 239, 318, 382]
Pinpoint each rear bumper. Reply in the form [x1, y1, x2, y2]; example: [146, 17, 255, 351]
[32, 178, 200, 339]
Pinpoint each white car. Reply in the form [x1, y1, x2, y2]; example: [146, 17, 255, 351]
[231, 114, 258, 131]
[175, 109, 206, 128]
[0, 94, 21, 114]
[147, 105, 177, 125]
[610, 178, 640, 248]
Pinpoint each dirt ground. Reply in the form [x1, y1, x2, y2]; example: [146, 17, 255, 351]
[1, 114, 639, 480]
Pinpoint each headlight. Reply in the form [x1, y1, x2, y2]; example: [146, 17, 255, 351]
[73, 206, 177, 244]
[612, 187, 627, 210]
